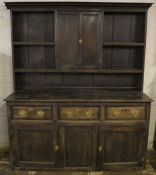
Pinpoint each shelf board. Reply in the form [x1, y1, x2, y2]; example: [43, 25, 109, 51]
[13, 42, 55, 46]
[103, 42, 144, 47]
[14, 68, 143, 74]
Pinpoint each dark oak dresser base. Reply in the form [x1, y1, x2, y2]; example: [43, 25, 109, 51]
[5, 91, 152, 171]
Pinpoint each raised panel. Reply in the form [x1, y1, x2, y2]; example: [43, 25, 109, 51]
[60, 126, 97, 168]
[81, 12, 102, 68]
[57, 12, 80, 68]
[98, 127, 145, 169]
[13, 126, 56, 168]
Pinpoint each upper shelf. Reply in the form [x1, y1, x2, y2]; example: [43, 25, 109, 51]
[103, 42, 144, 47]
[13, 42, 55, 46]
[14, 68, 143, 74]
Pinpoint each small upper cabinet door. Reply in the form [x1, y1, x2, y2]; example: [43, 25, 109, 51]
[57, 11, 102, 69]
[57, 12, 80, 69]
[58, 126, 97, 169]
[12, 126, 56, 169]
[98, 126, 145, 170]
[80, 12, 102, 68]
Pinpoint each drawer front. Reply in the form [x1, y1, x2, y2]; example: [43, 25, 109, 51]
[59, 107, 99, 120]
[106, 107, 145, 120]
[13, 106, 52, 120]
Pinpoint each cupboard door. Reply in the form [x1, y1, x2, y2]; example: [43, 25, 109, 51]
[57, 12, 80, 69]
[98, 126, 145, 170]
[58, 126, 97, 169]
[12, 125, 56, 168]
[80, 12, 102, 68]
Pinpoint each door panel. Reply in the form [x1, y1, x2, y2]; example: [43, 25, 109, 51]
[98, 126, 145, 170]
[12, 125, 56, 168]
[57, 12, 80, 68]
[59, 126, 97, 168]
[80, 12, 102, 68]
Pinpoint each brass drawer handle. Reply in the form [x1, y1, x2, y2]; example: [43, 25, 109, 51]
[131, 111, 139, 117]
[113, 111, 120, 117]
[98, 145, 103, 152]
[66, 111, 73, 118]
[37, 110, 45, 117]
[18, 110, 27, 116]
[54, 145, 59, 151]
[86, 111, 92, 118]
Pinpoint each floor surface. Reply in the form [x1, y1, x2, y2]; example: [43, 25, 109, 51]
[0, 151, 156, 175]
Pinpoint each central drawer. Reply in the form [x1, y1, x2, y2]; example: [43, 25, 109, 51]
[59, 107, 100, 120]
[12, 106, 52, 120]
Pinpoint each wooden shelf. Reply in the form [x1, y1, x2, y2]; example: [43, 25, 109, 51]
[14, 68, 143, 74]
[13, 42, 55, 46]
[103, 42, 144, 47]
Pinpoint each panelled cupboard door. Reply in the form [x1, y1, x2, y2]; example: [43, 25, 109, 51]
[98, 127, 145, 170]
[12, 125, 56, 169]
[80, 12, 103, 68]
[58, 126, 97, 169]
[57, 11, 102, 69]
[57, 12, 80, 68]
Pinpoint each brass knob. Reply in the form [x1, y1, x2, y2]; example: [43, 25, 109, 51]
[66, 111, 73, 118]
[113, 111, 120, 117]
[98, 145, 103, 152]
[86, 111, 92, 118]
[79, 39, 82, 44]
[19, 110, 27, 116]
[54, 145, 59, 151]
[37, 110, 45, 117]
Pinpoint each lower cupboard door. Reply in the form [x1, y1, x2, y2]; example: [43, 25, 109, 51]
[12, 125, 56, 169]
[98, 127, 146, 170]
[58, 126, 97, 169]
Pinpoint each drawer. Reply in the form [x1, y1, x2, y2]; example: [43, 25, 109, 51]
[106, 106, 145, 120]
[12, 106, 52, 120]
[59, 107, 99, 120]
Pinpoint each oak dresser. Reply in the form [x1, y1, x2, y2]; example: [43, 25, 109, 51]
[4, 2, 153, 171]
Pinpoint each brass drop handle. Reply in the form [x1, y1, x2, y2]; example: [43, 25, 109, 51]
[79, 39, 82, 44]
[54, 145, 59, 151]
[113, 111, 120, 117]
[86, 111, 92, 118]
[19, 109, 27, 116]
[98, 145, 103, 152]
[37, 110, 45, 117]
[66, 111, 73, 118]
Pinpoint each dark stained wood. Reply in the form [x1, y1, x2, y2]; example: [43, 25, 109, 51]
[98, 126, 145, 170]
[80, 12, 102, 68]
[12, 106, 52, 120]
[59, 126, 97, 168]
[57, 12, 80, 69]
[4, 1, 152, 171]
[12, 125, 56, 168]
